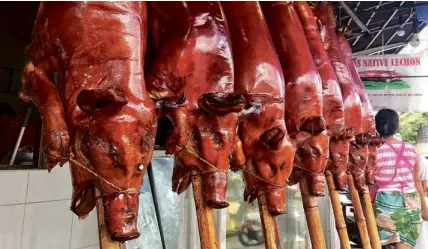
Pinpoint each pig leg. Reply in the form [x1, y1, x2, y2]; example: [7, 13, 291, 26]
[69, 161, 96, 218]
[20, 61, 69, 170]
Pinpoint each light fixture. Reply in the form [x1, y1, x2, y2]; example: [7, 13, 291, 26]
[410, 15, 420, 48]
[396, 16, 405, 37]
[410, 33, 420, 47]
[397, 28, 406, 37]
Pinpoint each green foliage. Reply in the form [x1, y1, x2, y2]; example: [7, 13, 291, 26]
[398, 112, 428, 144]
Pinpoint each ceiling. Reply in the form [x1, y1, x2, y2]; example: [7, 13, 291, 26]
[1, 2, 426, 56]
[337, 1, 428, 55]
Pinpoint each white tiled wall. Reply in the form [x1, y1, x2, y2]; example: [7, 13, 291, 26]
[0, 163, 100, 249]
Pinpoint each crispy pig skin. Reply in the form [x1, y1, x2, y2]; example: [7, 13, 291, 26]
[21, 2, 157, 241]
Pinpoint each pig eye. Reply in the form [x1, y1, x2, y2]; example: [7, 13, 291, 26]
[137, 164, 145, 171]
[213, 132, 223, 145]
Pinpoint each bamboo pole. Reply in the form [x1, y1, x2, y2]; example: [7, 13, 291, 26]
[191, 169, 219, 249]
[299, 177, 327, 249]
[347, 173, 372, 249]
[362, 189, 381, 249]
[257, 194, 282, 249]
[325, 170, 351, 249]
[95, 190, 121, 249]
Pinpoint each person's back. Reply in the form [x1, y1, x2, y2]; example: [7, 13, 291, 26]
[375, 140, 418, 193]
[373, 109, 428, 249]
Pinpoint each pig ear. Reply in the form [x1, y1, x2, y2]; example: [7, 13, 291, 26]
[198, 93, 245, 114]
[259, 126, 285, 150]
[77, 89, 128, 113]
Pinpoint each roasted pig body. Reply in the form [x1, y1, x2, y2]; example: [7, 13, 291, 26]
[146, 1, 244, 208]
[337, 32, 380, 186]
[312, 2, 367, 191]
[222, 1, 296, 215]
[262, 1, 328, 196]
[20, 2, 157, 241]
[295, 2, 351, 190]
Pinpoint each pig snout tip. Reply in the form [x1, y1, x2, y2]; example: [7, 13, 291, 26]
[265, 188, 286, 216]
[102, 192, 140, 242]
[203, 171, 230, 209]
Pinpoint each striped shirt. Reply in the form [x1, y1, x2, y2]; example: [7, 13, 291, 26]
[374, 140, 418, 193]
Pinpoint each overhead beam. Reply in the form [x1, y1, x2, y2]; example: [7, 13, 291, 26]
[365, 1, 405, 50]
[341, 2, 428, 20]
[352, 1, 383, 46]
[340, 1, 396, 19]
[352, 42, 406, 56]
[344, 2, 361, 32]
[347, 19, 413, 40]
[339, 2, 371, 35]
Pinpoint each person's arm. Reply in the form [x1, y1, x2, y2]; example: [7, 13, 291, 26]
[414, 160, 428, 221]
[423, 180, 428, 195]
[419, 156, 428, 194]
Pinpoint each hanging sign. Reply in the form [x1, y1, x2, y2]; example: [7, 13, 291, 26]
[354, 54, 428, 112]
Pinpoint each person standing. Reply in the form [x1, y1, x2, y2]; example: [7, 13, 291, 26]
[373, 109, 428, 249]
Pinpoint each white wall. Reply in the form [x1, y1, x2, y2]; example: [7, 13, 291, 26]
[0, 164, 100, 249]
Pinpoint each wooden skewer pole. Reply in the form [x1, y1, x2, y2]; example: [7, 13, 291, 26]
[95, 190, 121, 249]
[347, 173, 372, 249]
[191, 169, 219, 249]
[325, 170, 351, 249]
[362, 188, 381, 249]
[299, 177, 327, 249]
[257, 194, 282, 249]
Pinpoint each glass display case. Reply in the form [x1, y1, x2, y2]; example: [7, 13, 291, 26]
[125, 153, 337, 249]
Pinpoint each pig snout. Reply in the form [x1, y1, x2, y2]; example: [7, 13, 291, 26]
[203, 171, 229, 208]
[103, 192, 140, 242]
[265, 188, 286, 216]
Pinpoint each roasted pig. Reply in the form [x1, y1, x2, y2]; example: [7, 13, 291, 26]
[312, 2, 367, 191]
[20, 2, 157, 241]
[262, 1, 328, 196]
[146, 1, 244, 208]
[223, 1, 296, 215]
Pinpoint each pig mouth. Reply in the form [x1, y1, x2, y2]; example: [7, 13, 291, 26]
[72, 134, 141, 242]
[103, 192, 140, 241]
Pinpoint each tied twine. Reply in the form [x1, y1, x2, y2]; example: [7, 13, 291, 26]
[175, 145, 287, 191]
[69, 153, 140, 197]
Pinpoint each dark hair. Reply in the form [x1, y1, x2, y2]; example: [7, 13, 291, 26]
[375, 109, 399, 137]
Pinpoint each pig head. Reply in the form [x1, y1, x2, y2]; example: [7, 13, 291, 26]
[20, 2, 157, 241]
[72, 88, 157, 241]
[147, 2, 244, 208]
[234, 96, 295, 215]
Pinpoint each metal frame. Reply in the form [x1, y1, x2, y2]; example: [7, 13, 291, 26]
[384, 9, 415, 46]
[339, 2, 371, 34]
[347, 13, 413, 39]
[364, 1, 405, 50]
[343, 2, 361, 32]
[352, 1, 383, 46]
[340, 1, 397, 20]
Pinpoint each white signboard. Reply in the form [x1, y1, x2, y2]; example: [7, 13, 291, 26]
[354, 54, 428, 112]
